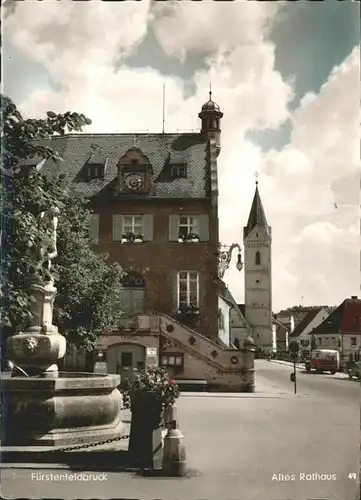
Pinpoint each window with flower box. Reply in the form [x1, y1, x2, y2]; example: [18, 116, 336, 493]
[178, 216, 199, 241]
[112, 214, 153, 243]
[168, 214, 209, 242]
[177, 271, 199, 313]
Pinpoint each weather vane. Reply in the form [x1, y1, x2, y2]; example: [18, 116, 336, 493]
[254, 171, 260, 185]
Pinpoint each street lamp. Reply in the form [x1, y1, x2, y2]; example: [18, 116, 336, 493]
[236, 251, 243, 271]
[218, 243, 243, 279]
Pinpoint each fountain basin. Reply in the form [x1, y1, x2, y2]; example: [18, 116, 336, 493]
[1, 372, 125, 446]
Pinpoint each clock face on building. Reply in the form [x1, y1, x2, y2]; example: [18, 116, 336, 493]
[125, 173, 143, 191]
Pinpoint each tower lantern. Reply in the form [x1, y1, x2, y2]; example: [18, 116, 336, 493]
[198, 88, 223, 155]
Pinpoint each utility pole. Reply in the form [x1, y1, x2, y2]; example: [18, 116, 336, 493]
[289, 340, 300, 394]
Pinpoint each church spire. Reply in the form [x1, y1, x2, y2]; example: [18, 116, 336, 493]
[244, 179, 269, 239]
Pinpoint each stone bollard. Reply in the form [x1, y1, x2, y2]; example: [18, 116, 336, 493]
[162, 420, 187, 477]
[164, 403, 177, 429]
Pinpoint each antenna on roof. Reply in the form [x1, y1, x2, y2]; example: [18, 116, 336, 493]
[162, 82, 166, 134]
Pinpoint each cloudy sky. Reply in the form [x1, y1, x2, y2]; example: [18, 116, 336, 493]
[3, 0, 360, 312]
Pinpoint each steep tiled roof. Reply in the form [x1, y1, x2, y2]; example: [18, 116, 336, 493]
[312, 298, 361, 335]
[31, 132, 210, 199]
[244, 184, 269, 238]
[237, 303, 246, 316]
[219, 294, 234, 307]
[290, 308, 322, 338]
[273, 317, 289, 332]
[217, 282, 249, 324]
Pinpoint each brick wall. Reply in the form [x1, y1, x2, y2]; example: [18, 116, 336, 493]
[92, 199, 219, 339]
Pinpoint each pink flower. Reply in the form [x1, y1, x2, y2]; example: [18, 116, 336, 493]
[169, 379, 175, 385]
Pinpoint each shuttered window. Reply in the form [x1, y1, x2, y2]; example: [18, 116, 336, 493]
[142, 215, 154, 241]
[198, 214, 209, 241]
[119, 288, 145, 315]
[113, 215, 123, 241]
[168, 214, 209, 241]
[89, 214, 99, 243]
[112, 214, 153, 241]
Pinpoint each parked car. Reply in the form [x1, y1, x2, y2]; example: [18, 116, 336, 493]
[305, 349, 339, 375]
[348, 361, 361, 380]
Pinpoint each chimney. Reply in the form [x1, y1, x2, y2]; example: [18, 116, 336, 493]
[351, 296, 358, 299]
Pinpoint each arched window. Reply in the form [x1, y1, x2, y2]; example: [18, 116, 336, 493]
[119, 271, 145, 316]
[255, 251, 261, 266]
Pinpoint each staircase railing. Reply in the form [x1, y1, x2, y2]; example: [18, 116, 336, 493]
[160, 329, 226, 373]
[159, 314, 244, 373]
[159, 312, 227, 351]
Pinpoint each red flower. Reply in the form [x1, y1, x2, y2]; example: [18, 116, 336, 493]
[169, 378, 175, 385]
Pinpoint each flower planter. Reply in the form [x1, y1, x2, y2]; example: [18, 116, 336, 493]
[178, 308, 199, 315]
[128, 390, 163, 469]
[123, 367, 180, 469]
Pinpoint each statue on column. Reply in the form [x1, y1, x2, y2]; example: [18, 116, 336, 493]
[29, 206, 60, 282]
[7, 204, 66, 377]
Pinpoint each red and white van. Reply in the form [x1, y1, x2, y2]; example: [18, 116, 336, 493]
[305, 349, 340, 375]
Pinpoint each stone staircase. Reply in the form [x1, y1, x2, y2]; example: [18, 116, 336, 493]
[158, 313, 255, 392]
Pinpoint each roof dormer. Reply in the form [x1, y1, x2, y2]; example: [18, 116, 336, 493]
[116, 138, 153, 195]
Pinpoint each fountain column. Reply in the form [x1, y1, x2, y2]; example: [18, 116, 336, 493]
[7, 206, 66, 377]
[2, 206, 124, 448]
[6, 278, 67, 377]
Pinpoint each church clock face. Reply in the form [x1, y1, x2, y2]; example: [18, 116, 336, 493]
[125, 173, 143, 191]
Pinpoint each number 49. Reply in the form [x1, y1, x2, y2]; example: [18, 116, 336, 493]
[348, 473, 357, 480]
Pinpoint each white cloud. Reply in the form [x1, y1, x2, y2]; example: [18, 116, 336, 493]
[224, 46, 360, 310]
[150, 2, 280, 58]
[4, 2, 359, 311]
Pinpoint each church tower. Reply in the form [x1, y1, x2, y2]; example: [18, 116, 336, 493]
[198, 89, 223, 155]
[243, 179, 272, 349]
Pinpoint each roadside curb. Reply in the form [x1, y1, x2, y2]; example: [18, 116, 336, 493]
[0, 463, 138, 471]
[179, 392, 310, 400]
[269, 360, 304, 370]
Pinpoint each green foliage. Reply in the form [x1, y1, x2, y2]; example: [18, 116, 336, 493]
[122, 366, 180, 410]
[2, 95, 91, 168]
[1, 95, 126, 350]
[275, 305, 337, 316]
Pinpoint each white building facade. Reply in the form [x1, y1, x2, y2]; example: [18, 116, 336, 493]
[218, 295, 232, 347]
[290, 307, 329, 357]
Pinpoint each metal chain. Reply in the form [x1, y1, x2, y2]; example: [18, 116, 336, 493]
[51, 434, 131, 453]
[49, 422, 169, 453]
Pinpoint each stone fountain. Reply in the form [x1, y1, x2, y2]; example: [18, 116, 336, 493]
[1, 206, 124, 447]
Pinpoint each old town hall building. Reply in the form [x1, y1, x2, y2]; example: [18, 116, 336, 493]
[32, 93, 259, 391]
